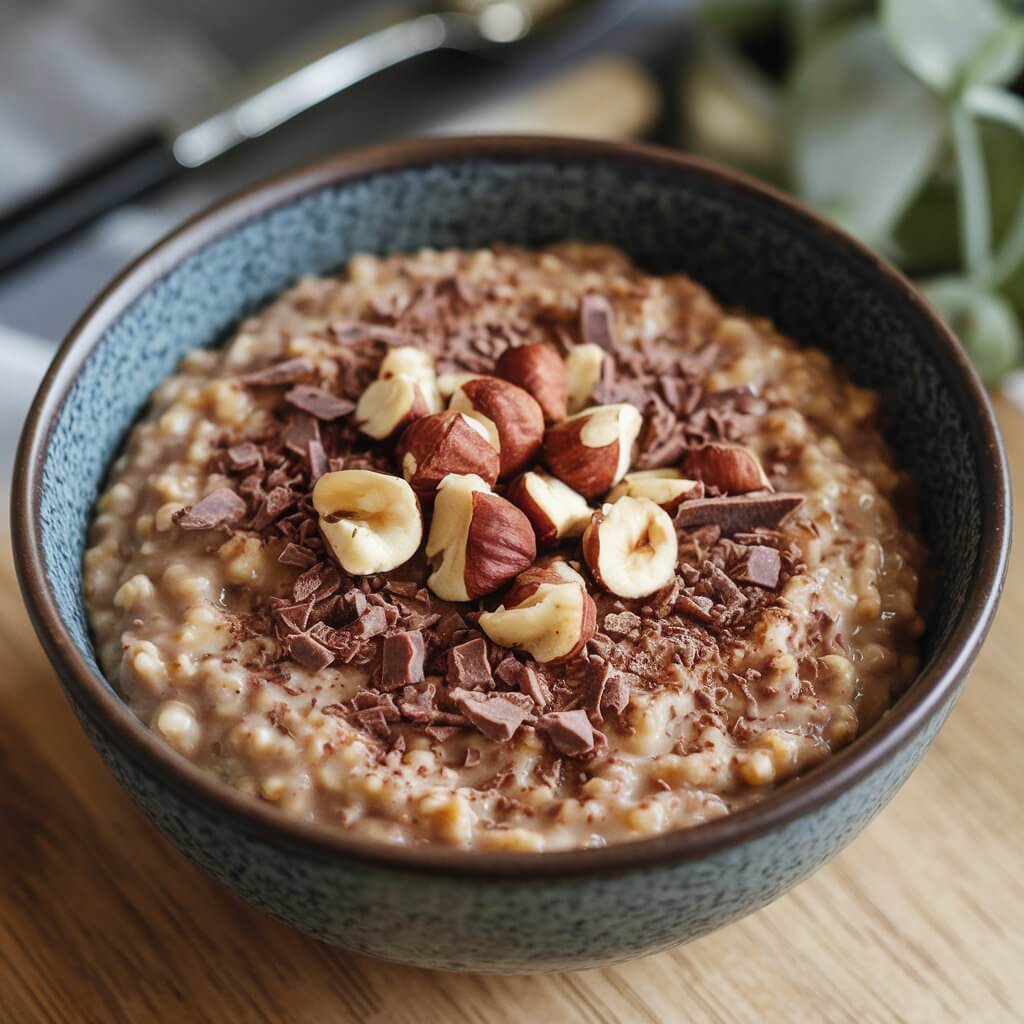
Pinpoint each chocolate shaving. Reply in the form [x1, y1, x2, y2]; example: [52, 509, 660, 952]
[284, 385, 356, 421]
[579, 293, 617, 350]
[226, 442, 262, 470]
[658, 376, 701, 416]
[283, 415, 322, 457]
[173, 488, 247, 530]
[380, 631, 426, 692]
[674, 494, 804, 534]
[676, 593, 716, 624]
[603, 611, 641, 639]
[251, 486, 295, 530]
[239, 358, 314, 386]
[307, 439, 328, 482]
[702, 561, 746, 607]
[583, 657, 612, 725]
[330, 321, 419, 346]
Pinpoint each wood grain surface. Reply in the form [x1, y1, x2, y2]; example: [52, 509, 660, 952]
[2, 399, 1021, 1024]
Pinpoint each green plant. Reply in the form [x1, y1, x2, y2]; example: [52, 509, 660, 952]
[698, 0, 1024, 382]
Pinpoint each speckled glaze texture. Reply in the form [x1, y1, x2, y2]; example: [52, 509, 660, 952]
[18, 140, 1008, 972]
[72, 687, 956, 971]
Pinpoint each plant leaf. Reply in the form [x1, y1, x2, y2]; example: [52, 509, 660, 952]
[922, 276, 1023, 381]
[882, 0, 1018, 93]
[963, 20, 1024, 86]
[787, 20, 945, 244]
[786, 0, 872, 54]
[964, 86, 1024, 286]
[895, 119, 1024, 276]
[950, 105, 992, 277]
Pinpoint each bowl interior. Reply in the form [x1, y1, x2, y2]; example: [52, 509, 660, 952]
[38, 144, 986, 708]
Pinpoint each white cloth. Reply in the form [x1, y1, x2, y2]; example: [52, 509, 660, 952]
[0, 326, 52, 490]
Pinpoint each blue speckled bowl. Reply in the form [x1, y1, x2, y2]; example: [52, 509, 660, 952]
[13, 137, 1010, 973]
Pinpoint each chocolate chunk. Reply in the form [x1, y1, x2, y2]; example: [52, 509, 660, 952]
[343, 588, 369, 617]
[283, 415, 322, 457]
[635, 433, 690, 470]
[579, 293, 616, 350]
[330, 321, 419, 346]
[251, 486, 295, 530]
[266, 466, 300, 490]
[385, 580, 420, 598]
[425, 725, 463, 743]
[278, 543, 318, 569]
[226, 442, 262, 470]
[494, 656, 550, 709]
[353, 691, 400, 720]
[173, 488, 247, 530]
[702, 561, 746, 607]
[659, 376, 701, 416]
[538, 709, 596, 757]
[446, 637, 493, 690]
[348, 605, 390, 640]
[239, 357, 314, 386]
[274, 601, 313, 635]
[583, 657, 612, 725]
[287, 632, 335, 671]
[594, 345, 617, 403]
[309, 595, 341, 625]
[453, 691, 532, 743]
[602, 674, 630, 717]
[399, 683, 437, 724]
[732, 545, 782, 589]
[284, 384, 356, 421]
[676, 593, 716, 624]
[494, 656, 522, 688]
[603, 611, 641, 638]
[380, 631, 426, 692]
[237, 472, 265, 508]
[307, 439, 328, 482]
[354, 706, 391, 739]
[293, 562, 341, 603]
[433, 611, 466, 646]
[580, 655, 630, 724]
[674, 494, 804, 534]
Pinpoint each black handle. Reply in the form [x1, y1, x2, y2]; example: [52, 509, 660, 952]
[0, 128, 184, 276]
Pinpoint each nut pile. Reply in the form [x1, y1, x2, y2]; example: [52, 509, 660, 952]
[171, 275, 808, 762]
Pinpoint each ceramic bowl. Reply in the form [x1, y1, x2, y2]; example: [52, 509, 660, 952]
[12, 137, 1010, 973]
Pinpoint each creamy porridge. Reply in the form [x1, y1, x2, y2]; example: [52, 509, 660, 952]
[83, 244, 926, 851]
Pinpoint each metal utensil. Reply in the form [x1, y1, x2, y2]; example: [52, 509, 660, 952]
[0, 0, 590, 276]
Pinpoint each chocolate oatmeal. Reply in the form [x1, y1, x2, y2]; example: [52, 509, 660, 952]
[83, 244, 926, 851]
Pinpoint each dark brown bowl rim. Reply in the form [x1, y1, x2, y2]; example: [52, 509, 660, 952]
[12, 135, 1011, 880]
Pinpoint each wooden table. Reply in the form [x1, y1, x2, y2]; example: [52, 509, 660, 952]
[2, 401, 1021, 1024]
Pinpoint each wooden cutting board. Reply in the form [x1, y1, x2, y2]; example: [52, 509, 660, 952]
[2, 399, 1022, 1024]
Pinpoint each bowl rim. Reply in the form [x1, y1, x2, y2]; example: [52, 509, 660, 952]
[12, 135, 1011, 880]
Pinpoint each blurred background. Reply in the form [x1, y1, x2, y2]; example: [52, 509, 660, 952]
[3, 0, 1024, 481]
